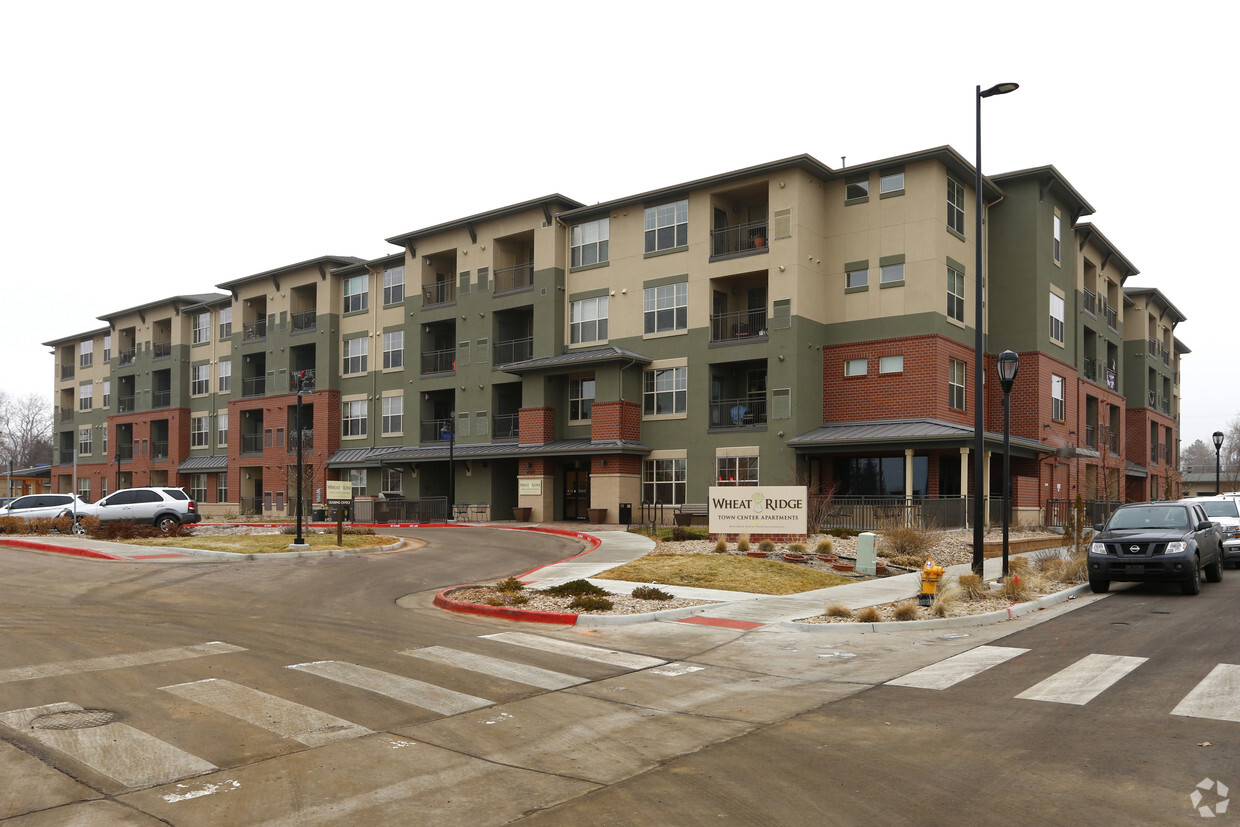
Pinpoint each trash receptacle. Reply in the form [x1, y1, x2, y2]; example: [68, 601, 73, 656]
[618, 502, 632, 524]
[313, 508, 327, 522]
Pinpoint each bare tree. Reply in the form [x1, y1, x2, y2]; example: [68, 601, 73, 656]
[1180, 438, 1215, 473]
[0, 392, 53, 468]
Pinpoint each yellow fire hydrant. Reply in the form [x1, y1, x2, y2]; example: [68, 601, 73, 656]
[919, 558, 945, 606]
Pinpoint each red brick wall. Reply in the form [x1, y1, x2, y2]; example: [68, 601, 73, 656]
[594, 454, 641, 475]
[591, 400, 641, 442]
[519, 407, 555, 444]
[227, 389, 340, 506]
[821, 335, 976, 426]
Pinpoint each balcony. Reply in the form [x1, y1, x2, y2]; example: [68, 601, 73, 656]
[59, 407, 73, 422]
[1084, 424, 1097, 449]
[1147, 337, 1157, 357]
[493, 262, 533, 294]
[1148, 390, 1156, 407]
[241, 433, 264, 454]
[1161, 345, 1170, 367]
[710, 309, 768, 343]
[421, 419, 457, 443]
[708, 396, 767, 429]
[1082, 289, 1096, 315]
[493, 413, 519, 441]
[152, 390, 171, 408]
[118, 348, 136, 366]
[60, 365, 75, 381]
[1082, 357, 1095, 382]
[1105, 306, 1118, 330]
[118, 395, 135, 412]
[1161, 397, 1170, 415]
[243, 377, 266, 398]
[243, 320, 267, 342]
[1110, 430, 1120, 454]
[710, 218, 768, 259]
[152, 440, 168, 460]
[291, 311, 316, 332]
[494, 337, 533, 366]
[153, 340, 172, 359]
[422, 281, 456, 307]
[117, 445, 134, 461]
[421, 348, 455, 375]
[287, 429, 313, 453]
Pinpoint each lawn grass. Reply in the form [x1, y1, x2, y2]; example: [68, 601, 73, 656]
[118, 534, 402, 554]
[594, 553, 854, 594]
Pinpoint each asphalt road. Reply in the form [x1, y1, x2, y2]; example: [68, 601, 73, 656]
[4, 529, 1237, 825]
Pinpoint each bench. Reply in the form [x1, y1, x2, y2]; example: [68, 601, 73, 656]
[674, 504, 709, 527]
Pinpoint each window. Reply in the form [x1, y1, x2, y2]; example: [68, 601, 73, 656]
[192, 364, 210, 395]
[383, 330, 403, 369]
[569, 376, 595, 422]
[219, 360, 232, 392]
[1049, 292, 1065, 344]
[845, 178, 869, 202]
[643, 458, 686, 505]
[383, 468, 402, 495]
[192, 312, 210, 344]
[644, 199, 688, 253]
[344, 275, 368, 313]
[102, 380, 111, 408]
[78, 427, 92, 456]
[217, 412, 229, 446]
[643, 282, 687, 334]
[571, 218, 609, 267]
[349, 469, 367, 498]
[1052, 212, 1062, 263]
[102, 334, 111, 362]
[381, 396, 403, 435]
[343, 337, 368, 375]
[78, 383, 92, 411]
[190, 474, 207, 502]
[79, 340, 93, 368]
[947, 178, 965, 235]
[643, 366, 687, 416]
[845, 358, 867, 377]
[342, 400, 367, 437]
[217, 474, 228, 503]
[191, 416, 209, 448]
[947, 264, 965, 322]
[219, 307, 233, 339]
[569, 296, 608, 344]
[880, 263, 904, 285]
[77, 478, 90, 500]
[879, 355, 904, 373]
[101, 427, 107, 455]
[879, 171, 905, 195]
[846, 266, 868, 289]
[949, 358, 966, 410]
[716, 456, 758, 486]
[1052, 374, 1065, 421]
[383, 266, 405, 305]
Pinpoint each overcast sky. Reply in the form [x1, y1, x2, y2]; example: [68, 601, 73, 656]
[1, 1, 1232, 450]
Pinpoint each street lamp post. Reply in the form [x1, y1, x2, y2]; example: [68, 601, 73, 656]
[1213, 431, 1225, 495]
[441, 415, 456, 519]
[997, 350, 1020, 578]
[972, 81, 1020, 579]
[293, 370, 313, 546]
[114, 451, 121, 492]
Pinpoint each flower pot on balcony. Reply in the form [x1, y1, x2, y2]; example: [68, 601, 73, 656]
[752, 236, 765, 248]
[512, 507, 532, 522]
[587, 508, 608, 524]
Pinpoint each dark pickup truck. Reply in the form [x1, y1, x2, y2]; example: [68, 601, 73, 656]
[1088, 501, 1224, 595]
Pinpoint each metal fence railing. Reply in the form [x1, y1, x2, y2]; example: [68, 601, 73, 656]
[354, 497, 448, 523]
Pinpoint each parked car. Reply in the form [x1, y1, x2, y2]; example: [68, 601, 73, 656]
[93, 487, 200, 531]
[1181, 495, 1240, 567]
[1089, 501, 1224, 595]
[0, 493, 97, 522]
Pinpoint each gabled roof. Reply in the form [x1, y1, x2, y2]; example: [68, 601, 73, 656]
[385, 194, 583, 247]
[498, 346, 652, 375]
[1074, 223, 1139, 279]
[42, 326, 111, 348]
[332, 251, 407, 277]
[990, 165, 1095, 222]
[215, 255, 364, 292]
[95, 293, 230, 324]
[1124, 286, 1187, 325]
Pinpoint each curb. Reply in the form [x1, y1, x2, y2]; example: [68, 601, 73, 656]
[433, 587, 579, 625]
[0, 537, 128, 561]
[773, 582, 1093, 634]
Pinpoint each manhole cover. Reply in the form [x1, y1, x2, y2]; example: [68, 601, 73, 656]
[31, 709, 119, 730]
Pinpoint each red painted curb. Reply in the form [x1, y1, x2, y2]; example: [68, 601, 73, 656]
[0, 538, 128, 561]
[433, 587, 578, 625]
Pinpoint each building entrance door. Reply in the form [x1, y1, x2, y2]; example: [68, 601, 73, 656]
[564, 468, 590, 521]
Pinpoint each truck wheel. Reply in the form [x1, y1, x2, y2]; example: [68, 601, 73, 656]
[1089, 578, 1110, 594]
[1205, 555, 1224, 583]
[1183, 556, 1202, 595]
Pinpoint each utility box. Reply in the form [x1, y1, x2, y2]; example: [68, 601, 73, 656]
[856, 532, 878, 575]
[618, 502, 633, 524]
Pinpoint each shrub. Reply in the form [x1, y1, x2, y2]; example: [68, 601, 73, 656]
[892, 601, 920, 622]
[29, 518, 57, 535]
[632, 585, 673, 601]
[880, 524, 933, 561]
[956, 573, 986, 600]
[1044, 552, 1088, 583]
[1000, 574, 1033, 603]
[76, 516, 101, 535]
[1008, 556, 1031, 574]
[855, 606, 881, 623]
[786, 542, 807, 556]
[510, 593, 530, 605]
[758, 539, 776, 554]
[825, 603, 853, 618]
[568, 595, 614, 612]
[497, 576, 525, 593]
[341, 526, 376, 535]
[543, 579, 607, 597]
[815, 538, 835, 556]
[827, 528, 858, 538]
[931, 585, 962, 618]
[736, 534, 751, 553]
[670, 524, 688, 542]
[713, 539, 728, 554]
[0, 516, 21, 534]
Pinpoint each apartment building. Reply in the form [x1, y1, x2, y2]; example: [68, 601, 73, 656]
[45, 147, 1188, 527]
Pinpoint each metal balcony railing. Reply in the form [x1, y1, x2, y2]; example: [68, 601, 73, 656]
[152, 440, 168, 460]
[1148, 337, 1158, 356]
[710, 309, 768, 343]
[60, 365, 75, 381]
[1082, 289, 1096, 315]
[153, 340, 172, 358]
[1148, 390, 1157, 407]
[1085, 424, 1097, 449]
[421, 419, 457, 443]
[421, 348, 455, 374]
[1082, 357, 1095, 381]
[493, 262, 534, 294]
[152, 390, 171, 408]
[493, 413, 520, 441]
[1105, 306, 1118, 330]
[1161, 397, 1170, 414]
[243, 319, 267, 341]
[243, 377, 266, 398]
[493, 337, 533, 365]
[422, 281, 456, 306]
[291, 310, 316, 332]
[117, 444, 134, 461]
[287, 429, 313, 452]
[241, 433, 264, 454]
[708, 396, 767, 428]
[710, 217, 768, 257]
[118, 348, 136, 366]
[118, 395, 135, 412]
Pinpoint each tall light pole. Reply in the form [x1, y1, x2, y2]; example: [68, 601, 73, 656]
[441, 414, 456, 519]
[972, 81, 1020, 578]
[997, 350, 1019, 577]
[1213, 431, 1225, 496]
[293, 370, 313, 546]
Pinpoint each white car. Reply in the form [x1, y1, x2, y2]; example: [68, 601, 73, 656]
[0, 493, 97, 522]
[1182, 496, 1240, 567]
[92, 487, 200, 531]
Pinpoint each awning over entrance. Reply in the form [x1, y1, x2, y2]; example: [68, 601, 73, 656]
[325, 438, 650, 468]
[786, 418, 1045, 457]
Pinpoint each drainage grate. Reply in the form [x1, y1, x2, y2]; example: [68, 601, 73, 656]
[31, 709, 119, 730]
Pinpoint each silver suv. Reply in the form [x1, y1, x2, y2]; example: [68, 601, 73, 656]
[0, 493, 96, 522]
[1183, 495, 1240, 566]
[93, 487, 200, 531]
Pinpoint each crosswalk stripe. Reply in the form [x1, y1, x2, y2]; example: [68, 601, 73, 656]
[160, 678, 373, 747]
[1015, 653, 1147, 705]
[886, 645, 1030, 690]
[400, 646, 589, 690]
[0, 641, 246, 685]
[1172, 664, 1240, 722]
[479, 632, 666, 670]
[286, 661, 492, 715]
[0, 702, 216, 787]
